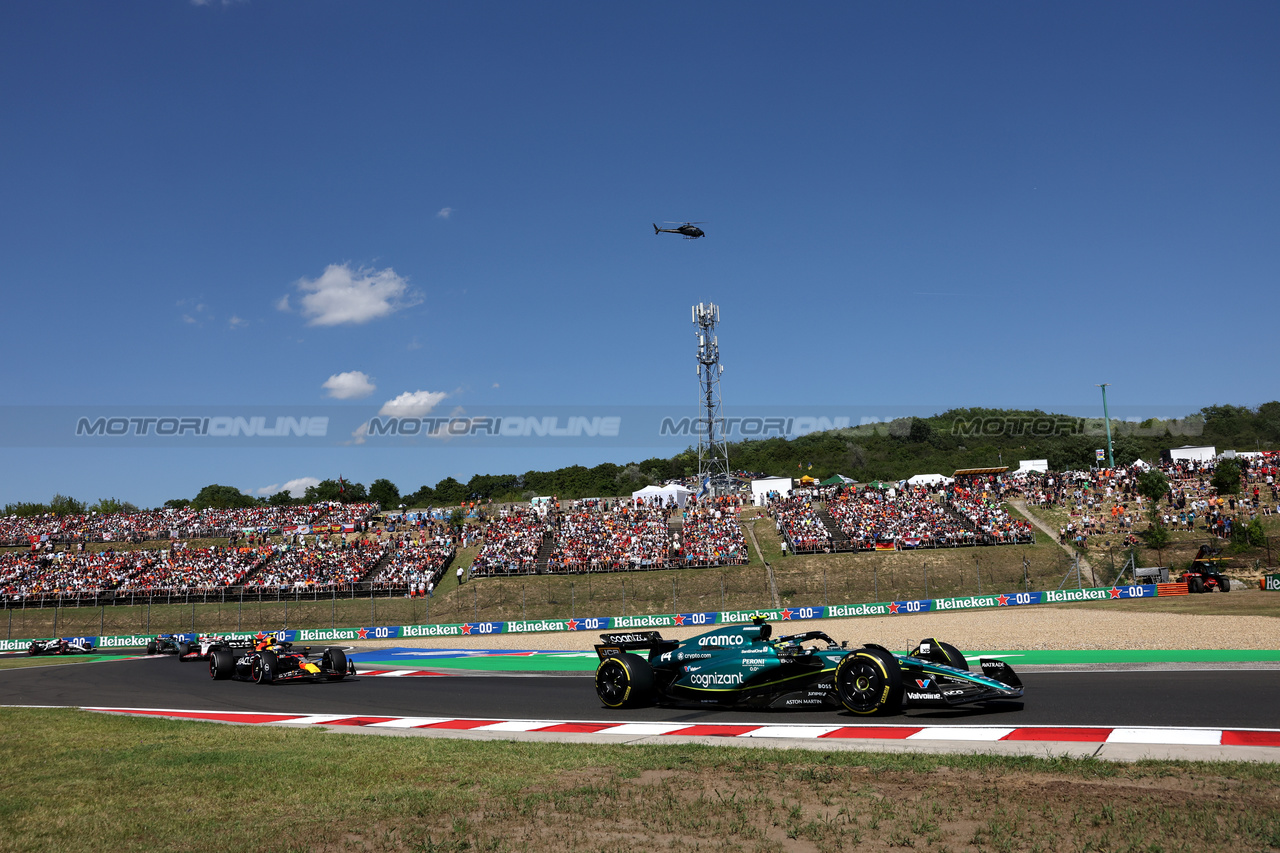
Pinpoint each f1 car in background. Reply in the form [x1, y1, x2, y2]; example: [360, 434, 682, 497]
[158, 634, 254, 662]
[594, 620, 1023, 715]
[209, 639, 355, 685]
[1181, 545, 1232, 593]
[28, 637, 95, 656]
[145, 634, 192, 656]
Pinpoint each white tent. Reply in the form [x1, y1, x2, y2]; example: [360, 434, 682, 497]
[1169, 445, 1216, 462]
[633, 483, 694, 508]
[1015, 459, 1049, 474]
[1131, 458, 1151, 470]
[750, 476, 793, 506]
[907, 473, 952, 487]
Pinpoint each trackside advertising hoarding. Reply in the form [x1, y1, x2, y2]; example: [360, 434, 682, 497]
[1264, 573, 1280, 591]
[0, 583, 1167, 651]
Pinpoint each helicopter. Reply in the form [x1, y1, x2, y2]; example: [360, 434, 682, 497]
[653, 221, 706, 239]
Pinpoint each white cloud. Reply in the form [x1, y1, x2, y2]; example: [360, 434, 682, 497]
[436, 207, 453, 219]
[492, 382, 500, 389]
[181, 314, 196, 324]
[349, 422, 369, 446]
[275, 294, 291, 312]
[257, 477, 320, 498]
[322, 370, 376, 400]
[378, 390, 448, 417]
[293, 263, 421, 327]
[228, 315, 248, 329]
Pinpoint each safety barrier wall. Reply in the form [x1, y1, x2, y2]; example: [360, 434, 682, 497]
[0, 581, 1171, 652]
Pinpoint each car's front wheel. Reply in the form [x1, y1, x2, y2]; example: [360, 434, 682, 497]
[252, 650, 277, 685]
[209, 648, 235, 680]
[836, 647, 903, 715]
[595, 653, 654, 709]
[322, 648, 347, 681]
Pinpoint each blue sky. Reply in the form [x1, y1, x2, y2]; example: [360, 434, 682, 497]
[2, 2, 1277, 506]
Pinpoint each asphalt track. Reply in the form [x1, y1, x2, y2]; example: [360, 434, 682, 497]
[5, 655, 1280, 731]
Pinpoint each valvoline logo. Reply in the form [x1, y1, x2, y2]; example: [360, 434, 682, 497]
[915, 679, 931, 689]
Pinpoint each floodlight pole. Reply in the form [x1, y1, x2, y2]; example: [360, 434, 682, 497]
[1096, 383, 1114, 469]
[693, 302, 730, 496]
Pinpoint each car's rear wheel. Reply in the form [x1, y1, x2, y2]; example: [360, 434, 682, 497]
[209, 648, 235, 680]
[146, 641, 157, 655]
[595, 653, 654, 709]
[252, 650, 276, 684]
[836, 647, 903, 715]
[322, 648, 347, 681]
[177, 642, 191, 660]
[28, 642, 41, 657]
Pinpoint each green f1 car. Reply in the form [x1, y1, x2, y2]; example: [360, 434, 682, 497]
[594, 619, 1023, 715]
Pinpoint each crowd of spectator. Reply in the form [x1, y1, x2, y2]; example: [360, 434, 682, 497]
[0, 502, 379, 547]
[771, 498, 833, 553]
[1, 549, 154, 602]
[244, 539, 386, 590]
[370, 534, 456, 596]
[676, 506, 748, 566]
[546, 505, 672, 572]
[470, 509, 550, 576]
[114, 545, 271, 593]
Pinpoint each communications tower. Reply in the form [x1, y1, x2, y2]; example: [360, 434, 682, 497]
[692, 302, 730, 495]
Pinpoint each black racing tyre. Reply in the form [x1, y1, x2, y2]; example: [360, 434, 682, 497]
[595, 653, 655, 709]
[209, 648, 235, 680]
[836, 647, 904, 715]
[146, 641, 157, 655]
[910, 638, 969, 671]
[252, 650, 276, 685]
[28, 642, 41, 657]
[177, 642, 191, 660]
[322, 648, 347, 681]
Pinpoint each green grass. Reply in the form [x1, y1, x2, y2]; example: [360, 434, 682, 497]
[1, 707, 1278, 853]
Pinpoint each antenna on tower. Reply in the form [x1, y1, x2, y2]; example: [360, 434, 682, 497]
[693, 302, 730, 498]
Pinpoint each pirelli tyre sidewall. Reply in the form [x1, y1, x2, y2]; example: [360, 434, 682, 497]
[836, 647, 904, 715]
[177, 642, 192, 660]
[252, 650, 277, 685]
[595, 652, 655, 709]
